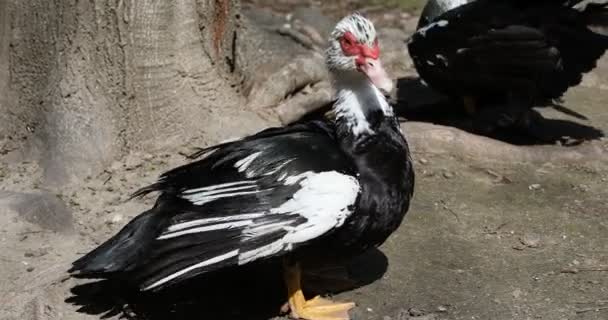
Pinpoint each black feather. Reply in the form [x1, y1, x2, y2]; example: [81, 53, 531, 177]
[70, 206, 167, 276]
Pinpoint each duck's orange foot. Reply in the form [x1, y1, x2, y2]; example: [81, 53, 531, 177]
[290, 295, 355, 320]
[283, 261, 355, 320]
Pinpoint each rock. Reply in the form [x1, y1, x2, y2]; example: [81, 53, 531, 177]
[108, 214, 123, 225]
[141, 153, 154, 161]
[528, 184, 542, 191]
[23, 247, 49, 258]
[512, 244, 526, 251]
[109, 160, 123, 172]
[409, 307, 424, 316]
[520, 233, 542, 248]
[512, 288, 523, 299]
[0, 191, 73, 233]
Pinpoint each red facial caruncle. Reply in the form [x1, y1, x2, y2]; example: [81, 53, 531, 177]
[339, 31, 380, 67]
[339, 31, 392, 93]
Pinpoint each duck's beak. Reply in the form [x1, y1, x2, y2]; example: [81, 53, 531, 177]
[357, 58, 393, 95]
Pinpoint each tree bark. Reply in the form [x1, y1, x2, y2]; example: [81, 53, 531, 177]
[0, 0, 272, 187]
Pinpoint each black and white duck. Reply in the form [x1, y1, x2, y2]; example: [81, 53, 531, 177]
[69, 13, 415, 320]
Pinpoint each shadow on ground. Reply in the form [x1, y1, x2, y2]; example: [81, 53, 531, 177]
[395, 77, 605, 146]
[66, 249, 388, 320]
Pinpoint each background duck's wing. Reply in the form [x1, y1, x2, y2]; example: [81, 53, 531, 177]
[70, 121, 361, 291]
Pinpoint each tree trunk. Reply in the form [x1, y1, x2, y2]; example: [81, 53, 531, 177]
[0, 0, 271, 187]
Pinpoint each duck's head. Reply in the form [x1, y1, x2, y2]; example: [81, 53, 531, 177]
[325, 13, 393, 94]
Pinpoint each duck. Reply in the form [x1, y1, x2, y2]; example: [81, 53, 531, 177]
[69, 13, 415, 320]
[407, 0, 608, 138]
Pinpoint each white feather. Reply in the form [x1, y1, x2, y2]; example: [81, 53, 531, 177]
[333, 82, 392, 137]
[158, 220, 252, 240]
[417, 19, 449, 37]
[142, 250, 239, 291]
[238, 241, 285, 265]
[183, 190, 261, 206]
[182, 181, 256, 194]
[166, 212, 266, 232]
[235, 151, 262, 172]
[263, 159, 295, 176]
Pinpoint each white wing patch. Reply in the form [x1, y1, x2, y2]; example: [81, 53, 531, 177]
[238, 171, 360, 264]
[146, 171, 360, 291]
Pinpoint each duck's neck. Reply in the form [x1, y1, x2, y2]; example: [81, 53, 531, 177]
[332, 73, 393, 139]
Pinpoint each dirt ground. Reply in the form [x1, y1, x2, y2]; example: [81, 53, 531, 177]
[1, 2, 607, 320]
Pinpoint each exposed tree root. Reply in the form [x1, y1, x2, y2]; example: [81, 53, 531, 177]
[276, 81, 333, 124]
[247, 54, 328, 110]
[403, 122, 608, 165]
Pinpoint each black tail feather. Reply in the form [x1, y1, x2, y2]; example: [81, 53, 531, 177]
[129, 182, 164, 200]
[69, 207, 166, 277]
[550, 102, 589, 120]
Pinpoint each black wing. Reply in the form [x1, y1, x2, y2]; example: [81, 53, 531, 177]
[408, 0, 608, 102]
[70, 121, 361, 291]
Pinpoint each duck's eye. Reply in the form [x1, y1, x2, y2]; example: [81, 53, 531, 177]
[342, 37, 353, 46]
[341, 32, 358, 47]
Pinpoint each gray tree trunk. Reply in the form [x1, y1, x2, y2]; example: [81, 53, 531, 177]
[0, 0, 274, 187]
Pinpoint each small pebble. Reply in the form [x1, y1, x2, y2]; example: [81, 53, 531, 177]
[442, 171, 454, 179]
[520, 233, 541, 248]
[437, 305, 448, 312]
[512, 289, 523, 298]
[409, 307, 424, 316]
[26, 266, 35, 272]
[110, 214, 124, 224]
[109, 161, 123, 172]
[528, 184, 541, 191]
[23, 248, 49, 258]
